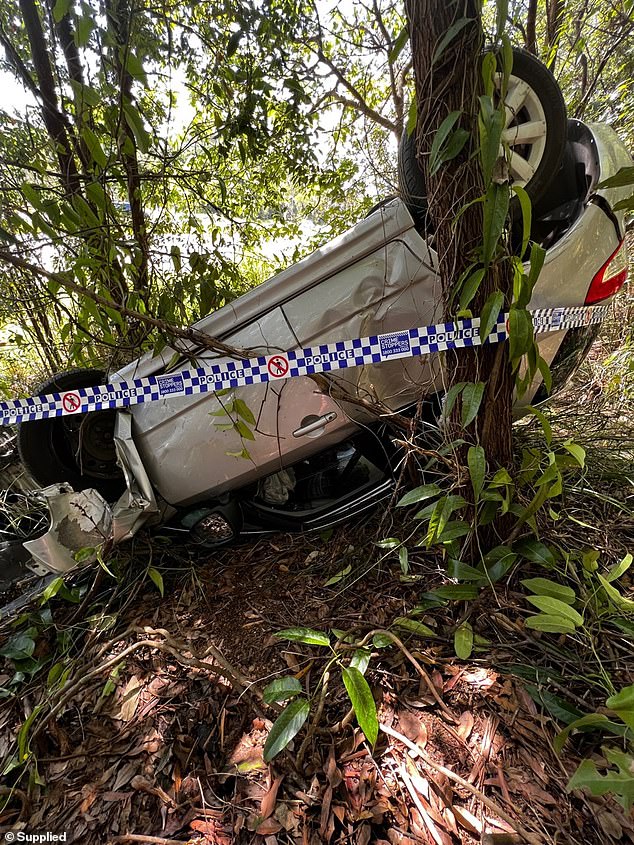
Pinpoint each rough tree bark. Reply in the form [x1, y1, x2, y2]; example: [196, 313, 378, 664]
[404, 1, 514, 473]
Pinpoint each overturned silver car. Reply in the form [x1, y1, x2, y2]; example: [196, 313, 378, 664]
[16, 52, 632, 574]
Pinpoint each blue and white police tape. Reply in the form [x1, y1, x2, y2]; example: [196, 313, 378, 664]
[0, 304, 609, 426]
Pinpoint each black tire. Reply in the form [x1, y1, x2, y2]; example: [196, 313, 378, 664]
[17, 369, 126, 502]
[505, 49, 567, 206]
[397, 48, 567, 225]
[397, 128, 429, 230]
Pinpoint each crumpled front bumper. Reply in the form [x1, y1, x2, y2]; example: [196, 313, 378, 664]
[24, 413, 162, 575]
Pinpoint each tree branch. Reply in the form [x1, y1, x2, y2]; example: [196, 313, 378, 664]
[18, 0, 81, 195]
[0, 250, 246, 359]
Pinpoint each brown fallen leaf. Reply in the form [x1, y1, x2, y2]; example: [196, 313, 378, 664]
[319, 784, 333, 840]
[399, 710, 427, 748]
[131, 774, 174, 806]
[453, 805, 482, 835]
[596, 810, 624, 841]
[190, 817, 232, 845]
[256, 816, 283, 835]
[457, 710, 475, 741]
[114, 675, 143, 721]
[261, 774, 284, 820]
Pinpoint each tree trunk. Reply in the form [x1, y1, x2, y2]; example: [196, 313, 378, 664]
[526, 0, 538, 54]
[404, 0, 514, 469]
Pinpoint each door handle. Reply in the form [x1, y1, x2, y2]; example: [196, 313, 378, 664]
[292, 412, 338, 438]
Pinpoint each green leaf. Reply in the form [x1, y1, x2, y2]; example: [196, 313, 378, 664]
[392, 617, 436, 637]
[147, 567, 164, 597]
[597, 165, 634, 189]
[562, 441, 586, 468]
[81, 126, 108, 169]
[226, 29, 243, 57]
[524, 684, 584, 725]
[263, 697, 310, 762]
[389, 25, 409, 62]
[342, 666, 378, 745]
[426, 495, 467, 544]
[429, 111, 461, 176]
[431, 584, 479, 600]
[454, 622, 473, 659]
[495, 0, 509, 39]
[0, 632, 36, 661]
[275, 627, 330, 647]
[53, 0, 72, 21]
[17, 704, 42, 762]
[324, 563, 352, 586]
[372, 633, 393, 649]
[554, 713, 621, 753]
[479, 290, 504, 342]
[606, 684, 634, 731]
[234, 398, 256, 425]
[124, 51, 147, 84]
[461, 382, 485, 427]
[566, 749, 634, 810]
[481, 50, 497, 97]
[349, 647, 372, 675]
[47, 662, 66, 688]
[396, 484, 441, 507]
[447, 559, 485, 581]
[479, 95, 504, 185]
[442, 382, 466, 418]
[437, 521, 470, 542]
[262, 676, 302, 705]
[482, 183, 509, 265]
[170, 245, 182, 274]
[459, 267, 485, 310]
[467, 445, 486, 502]
[122, 102, 151, 154]
[235, 420, 255, 441]
[508, 307, 534, 361]
[607, 553, 633, 583]
[21, 183, 44, 212]
[521, 578, 576, 604]
[526, 595, 583, 626]
[597, 574, 634, 611]
[75, 14, 95, 46]
[525, 404, 552, 446]
[376, 537, 400, 549]
[525, 613, 576, 634]
[527, 242, 546, 289]
[439, 127, 469, 169]
[514, 538, 556, 567]
[406, 100, 417, 136]
[432, 17, 472, 64]
[512, 184, 531, 257]
[40, 577, 65, 604]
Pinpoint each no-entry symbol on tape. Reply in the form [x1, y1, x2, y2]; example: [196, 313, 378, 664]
[267, 355, 289, 378]
[62, 392, 81, 413]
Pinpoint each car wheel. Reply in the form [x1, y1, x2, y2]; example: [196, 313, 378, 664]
[497, 49, 567, 206]
[397, 129, 429, 230]
[398, 48, 567, 223]
[17, 368, 126, 502]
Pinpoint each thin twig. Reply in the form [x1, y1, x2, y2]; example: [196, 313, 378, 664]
[380, 722, 542, 845]
[357, 629, 457, 723]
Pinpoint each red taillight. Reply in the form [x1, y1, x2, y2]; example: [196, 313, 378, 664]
[585, 239, 629, 305]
